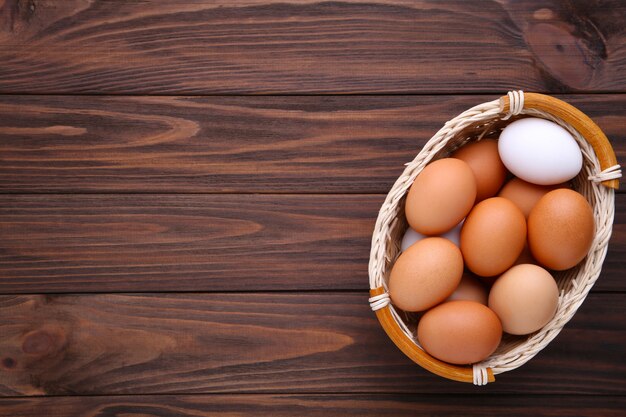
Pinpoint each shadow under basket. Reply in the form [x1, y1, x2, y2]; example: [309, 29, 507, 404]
[368, 91, 622, 385]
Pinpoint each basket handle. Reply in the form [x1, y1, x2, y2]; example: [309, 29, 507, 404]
[369, 287, 495, 384]
[500, 92, 619, 189]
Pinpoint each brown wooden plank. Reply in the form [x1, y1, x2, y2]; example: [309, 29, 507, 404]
[0, 94, 624, 194]
[0, 194, 623, 293]
[0, 394, 625, 417]
[0, 194, 377, 293]
[0, 0, 624, 94]
[0, 293, 623, 395]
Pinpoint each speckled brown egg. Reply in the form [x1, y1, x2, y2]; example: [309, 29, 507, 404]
[405, 158, 476, 235]
[452, 139, 507, 202]
[389, 237, 464, 312]
[498, 178, 568, 219]
[417, 301, 502, 364]
[460, 197, 527, 277]
[528, 189, 595, 270]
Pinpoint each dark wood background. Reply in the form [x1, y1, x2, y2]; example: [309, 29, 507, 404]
[0, 1, 624, 416]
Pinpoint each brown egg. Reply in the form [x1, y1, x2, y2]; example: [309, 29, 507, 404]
[498, 178, 568, 218]
[512, 241, 536, 266]
[528, 189, 595, 270]
[452, 139, 507, 201]
[460, 197, 526, 277]
[446, 273, 488, 305]
[488, 264, 559, 335]
[417, 301, 502, 364]
[389, 237, 464, 312]
[405, 158, 476, 235]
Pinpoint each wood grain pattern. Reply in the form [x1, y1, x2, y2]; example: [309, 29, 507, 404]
[0, 95, 624, 194]
[0, 293, 624, 396]
[0, 0, 624, 94]
[0, 194, 376, 293]
[0, 0, 624, 413]
[1, 394, 625, 417]
[0, 194, 623, 293]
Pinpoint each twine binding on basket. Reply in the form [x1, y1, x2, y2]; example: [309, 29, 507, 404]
[369, 293, 390, 311]
[589, 164, 622, 182]
[503, 90, 524, 119]
[368, 90, 621, 385]
[472, 365, 489, 386]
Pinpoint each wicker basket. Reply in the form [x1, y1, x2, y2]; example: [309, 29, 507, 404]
[368, 91, 622, 385]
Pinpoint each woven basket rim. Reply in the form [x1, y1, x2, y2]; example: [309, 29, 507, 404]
[368, 91, 620, 385]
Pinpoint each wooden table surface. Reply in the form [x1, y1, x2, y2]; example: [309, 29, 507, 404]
[0, 1, 625, 416]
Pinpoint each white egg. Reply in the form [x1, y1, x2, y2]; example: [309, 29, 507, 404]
[401, 227, 425, 251]
[498, 118, 582, 185]
[401, 219, 463, 251]
[441, 219, 463, 247]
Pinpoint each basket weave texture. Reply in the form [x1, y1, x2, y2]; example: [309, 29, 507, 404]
[368, 91, 621, 385]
